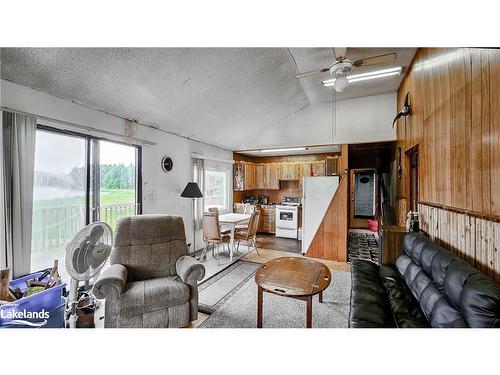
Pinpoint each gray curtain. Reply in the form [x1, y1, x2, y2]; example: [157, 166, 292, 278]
[193, 157, 204, 230]
[2, 111, 37, 277]
[0, 111, 5, 269]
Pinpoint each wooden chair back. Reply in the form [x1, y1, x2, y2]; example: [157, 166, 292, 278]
[234, 203, 246, 214]
[208, 207, 219, 215]
[203, 211, 221, 241]
[244, 204, 256, 215]
[246, 209, 260, 239]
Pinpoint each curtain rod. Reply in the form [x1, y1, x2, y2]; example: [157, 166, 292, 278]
[0, 106, 156, 146]
[192, 152, 234, 164]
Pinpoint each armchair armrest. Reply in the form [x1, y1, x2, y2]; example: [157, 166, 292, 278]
[176, 256, 205, 285]
[93, 264, 128, 300]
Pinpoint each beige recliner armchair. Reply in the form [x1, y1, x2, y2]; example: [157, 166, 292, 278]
[93, 215, 205, 328]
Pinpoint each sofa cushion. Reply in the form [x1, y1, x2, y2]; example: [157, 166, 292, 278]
[460, 273, 500, 328]
[379, 265, 429, 328]
[349, 260, 395, 328]
[430, 249, 456, 293]
[410, 235, 433, 266]
[444, 259, 479, 309]
[430, 297, 468, 328]
[420, 241, 440, 275]
[402, 232, 419, 257]
[117, 276, 190, 318]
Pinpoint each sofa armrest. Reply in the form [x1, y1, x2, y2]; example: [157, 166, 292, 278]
[93, 264, 128, 300]
[176, 256, 205, 285]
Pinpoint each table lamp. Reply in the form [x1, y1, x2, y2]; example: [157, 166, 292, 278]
[181, 182, 203, 253]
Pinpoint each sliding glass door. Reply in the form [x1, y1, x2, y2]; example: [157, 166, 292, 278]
[31, 126, 141, 276]
[31, 130, 87, 276]
[94, 140, 139, 229]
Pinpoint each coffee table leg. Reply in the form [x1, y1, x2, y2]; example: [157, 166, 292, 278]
[257, 286, 263, 328]
[306, 295, 312, 328]
[319, 291, 323, 303]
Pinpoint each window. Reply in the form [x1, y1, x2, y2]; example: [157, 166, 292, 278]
[202, 161, 232, 214]
[31, 126, 141, 277]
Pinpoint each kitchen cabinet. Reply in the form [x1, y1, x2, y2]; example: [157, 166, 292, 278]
[255, 163, 280, 190]
[233, 161, 256, 191]
[235, 159, 327, 191]
[244, 163, 256, 189]
[298, 162, 311, 179]
[280, 162, 299, 180]
[257, 205, 275, 233]
[265, 163, 280, 190]
[311, 161, 325, 176]
[255, 164, 265, 189]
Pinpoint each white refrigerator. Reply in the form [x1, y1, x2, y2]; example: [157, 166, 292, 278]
[301, 176, 340, 255]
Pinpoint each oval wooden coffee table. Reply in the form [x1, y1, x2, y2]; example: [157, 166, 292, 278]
[254, 256, 331, 328]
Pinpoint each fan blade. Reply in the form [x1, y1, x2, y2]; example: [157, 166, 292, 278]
[353, 53, 397, 68]
[294, 68, 329, 79]
[333, 47, 347, 61]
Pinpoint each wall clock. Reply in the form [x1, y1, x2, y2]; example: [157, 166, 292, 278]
[161, 156, 174, 172]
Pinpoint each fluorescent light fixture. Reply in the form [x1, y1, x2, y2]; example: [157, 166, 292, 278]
[260, 147, 307, 153]
[322, 66, 402, 87]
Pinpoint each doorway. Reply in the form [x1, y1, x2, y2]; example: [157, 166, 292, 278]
[407, 146, 419, 212]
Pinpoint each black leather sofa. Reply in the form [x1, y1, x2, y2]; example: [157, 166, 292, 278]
[349, 232, 500, 328]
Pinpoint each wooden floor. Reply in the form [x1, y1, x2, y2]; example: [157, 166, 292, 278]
[185, 247, 350, 328]
[256, 233, 302, 254]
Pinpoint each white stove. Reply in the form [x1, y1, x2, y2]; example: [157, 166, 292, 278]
[275, 197, 301, 239]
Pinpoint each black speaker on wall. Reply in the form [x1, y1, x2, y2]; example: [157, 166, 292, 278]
[353, 169, 377, 218]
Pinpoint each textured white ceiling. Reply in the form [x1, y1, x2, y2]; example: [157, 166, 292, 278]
[0, 48, 416, 150]
[289, 47, 417, 103]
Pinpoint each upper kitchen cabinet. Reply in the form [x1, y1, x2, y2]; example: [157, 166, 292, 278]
[311, 161, 326, 176]
[255, 163, 280, 190]
[266, 163, 280, 190]
[280, 162, 299, 180]
[298, 162, 312, 178]
[234, 161, 256, 191]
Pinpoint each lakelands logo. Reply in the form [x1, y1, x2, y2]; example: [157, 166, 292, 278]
[0, 309, 50, 320]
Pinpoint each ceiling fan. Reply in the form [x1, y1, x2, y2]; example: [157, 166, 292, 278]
[294, 48, 397, 92]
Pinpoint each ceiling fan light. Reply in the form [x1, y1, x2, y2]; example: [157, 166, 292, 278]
[334, 76, 349, 92]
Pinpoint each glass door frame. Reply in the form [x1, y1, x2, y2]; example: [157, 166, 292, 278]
[36, 124, 143, 227]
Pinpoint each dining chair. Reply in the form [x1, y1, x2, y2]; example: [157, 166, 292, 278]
[202, 211, 231, 265]
[235, 203, 256, 232]
[208, 207, 231, 235]
[233, 202, 246, 214]
[235, 209, 261, 259]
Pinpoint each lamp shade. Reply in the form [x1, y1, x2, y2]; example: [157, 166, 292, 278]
[181, 182, 203, 198]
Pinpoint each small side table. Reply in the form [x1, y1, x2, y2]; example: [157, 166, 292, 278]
[254, 257, 331, 328]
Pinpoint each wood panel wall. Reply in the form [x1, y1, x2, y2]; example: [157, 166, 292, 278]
[396, 48, 500, 280]
[306, 176, 348, 261]
[419, 203, 500, 282]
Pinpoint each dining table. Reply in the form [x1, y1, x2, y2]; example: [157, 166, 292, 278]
[218, 213, 251, 261]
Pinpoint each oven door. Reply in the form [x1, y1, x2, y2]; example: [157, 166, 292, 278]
[276, 207, 298, 229]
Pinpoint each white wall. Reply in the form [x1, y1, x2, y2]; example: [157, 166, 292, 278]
[0, 79, 232, 252]
[241, 92, 397, 150]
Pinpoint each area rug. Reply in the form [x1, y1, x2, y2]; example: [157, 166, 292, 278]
[198, 260, 262, 314]
[199, 270, 351, 328]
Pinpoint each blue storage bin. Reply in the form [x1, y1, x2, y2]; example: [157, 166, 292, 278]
[0, 271, 66, 328]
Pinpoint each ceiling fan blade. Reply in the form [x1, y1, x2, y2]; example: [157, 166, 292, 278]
[353, 52, 397, 68]
[333, 47, 347, 61]
[294, 68, 329, 79]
